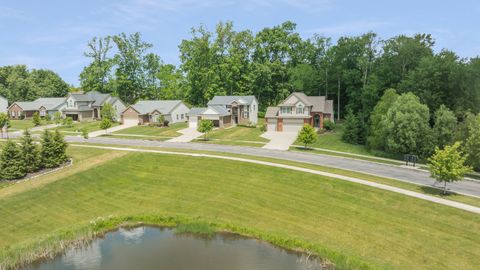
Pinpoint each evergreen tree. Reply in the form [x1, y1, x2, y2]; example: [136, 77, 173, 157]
[20, 129, 41, 173]
[32, 112, 41, 126]
[297, 124, 317, 148]
[0, 140, 26, 180]
[40, 129, 57, 168]
[342, 110, 362, 144]
[53, 129, 68, 165]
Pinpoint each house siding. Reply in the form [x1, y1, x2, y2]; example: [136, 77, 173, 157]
[122, 107, 141, 124]
[8, 104, 23, 119]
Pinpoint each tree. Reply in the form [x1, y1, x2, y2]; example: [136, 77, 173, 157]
[0, 112, 9, 139]
[100, 118, 112, 135]
[63, 117, 73, 127]
[367, 89, 399, 149]
[20, 129, 41, 173]
[428, 142, 472, 194]
[0, 140, 26, 180]
[40, 129, 68, 168]
[157, 114, 165, 126]
[297, 124, 317, 148]
[80, 36, 115, 94]
[383, 92, 433, 156]
[433, 105, 457, 149]
[81, 127, 89, 139]
[465, 114, 480, 171]
[197, 119, 214, 140]
[342, 110, 363, 144]
[53, 130, 68, 165]
[32, 112, 41, 126]
[101, 102, 116, 122]
[53, 111, 62, 124]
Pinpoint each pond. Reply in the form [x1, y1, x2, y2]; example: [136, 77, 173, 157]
[24, 226, 326, 270]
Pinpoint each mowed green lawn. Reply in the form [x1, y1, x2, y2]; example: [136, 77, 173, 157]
[111, 122, 187, 139]
[8, 120, 49, 131]
[0, 148, 479, 269]
[195, 119, 268, 146]
[54, 121, 119, 133]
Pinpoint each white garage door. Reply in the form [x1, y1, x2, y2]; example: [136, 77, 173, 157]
[122, 116, 139, 125]
[283, 119, 304, 133]
[267, 119, 277, 132]
[189, 116, 198, 128]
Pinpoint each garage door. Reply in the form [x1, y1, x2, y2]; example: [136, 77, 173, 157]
[283, 119, 304, 132]
[189, 116, 198, 128]
[267, 119, 277, 132]
[123, 117, 138, 125]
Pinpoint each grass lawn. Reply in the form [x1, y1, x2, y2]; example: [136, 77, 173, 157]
[54, 121, 119, 134]
[8, 120, 49, 131]
[194, 120, 268, 147]
[110, 122, 187, 139]
[1, 147, 479, 269]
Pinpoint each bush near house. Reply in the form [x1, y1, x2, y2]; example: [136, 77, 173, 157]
[298, 124, 317, 149]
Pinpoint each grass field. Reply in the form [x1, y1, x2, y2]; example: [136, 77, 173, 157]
[110, 122, 187, 139]
[1, 146, 479, 269]
[8, 120, 49, 131]
[53, 121, 119, 134]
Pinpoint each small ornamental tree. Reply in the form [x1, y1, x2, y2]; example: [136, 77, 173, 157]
[40, 129, 56, 168]
[81, 127, 89, 139]
[0, 140, 26, 180]
[0, 112, 9, 139]
[101, 103, 117, 122]
[298, 124, 317, 149]
[32, 112, 41, 126]
[63, 117, 73, 127]
[465, 114, 480, 171]
[53, 111, 62, 124]
[428, 142, 472, 194]
[100, 118, 112, 135]
[53, 129, 68, 165]
[20, 129, 41, 173]
[197, 119, 214, 141]
[157, 114, 165, 127]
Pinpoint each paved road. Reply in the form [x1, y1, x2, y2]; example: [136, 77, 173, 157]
[65, 136, 480, 198]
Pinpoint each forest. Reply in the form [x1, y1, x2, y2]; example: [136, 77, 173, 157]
[0, 21, 479, 164]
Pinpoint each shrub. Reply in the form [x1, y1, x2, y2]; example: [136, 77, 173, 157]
[63, 117, 73, 127]
[0, 140, 26, 180]
[323, 119, 335, 130]
[20, 129, 41, 173]
[260, 122, 267, 132]
[32, 112, 41, 126]
[163, 120, 169, 127]
[258, 111, 266, 118]
[298, 124, 317, 149]
[100, 118, 112, 135]
[44, 114, 52, 122]
[81, 127, 89, 139]
[53, 111, 62, 124]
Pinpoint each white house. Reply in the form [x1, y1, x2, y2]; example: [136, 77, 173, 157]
[0, 95, 7, 114]
[187, 95, 258, 128]
[121, 100, 190, 125]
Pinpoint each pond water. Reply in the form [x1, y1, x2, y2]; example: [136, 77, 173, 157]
[24, 226, 325, 270]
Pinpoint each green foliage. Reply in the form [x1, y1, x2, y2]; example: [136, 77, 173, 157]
[44, 113, 51, 122]
[175, 222, 215, 238]
[20, 129, 41, 173]
[465, 114, 480, 171]
[157, 114, 165, 126]
[79, 36, 115, 94]
[81, 127, 89, 139]
[40, 129, 68, 168]
[0, 112, 9, 138]
[433, 105, 457, 149]
[100, 118, 112, 134]
[383, 93, 432, 156]
[428, 142, 472, 194]
[341, 111, 364, 144]
[368, 89, 399, 149]
[101, 102, 116, 122]
[297, 124, 317, 148]
[197, 119, 214, 140]
[53, 112, 62, 124]
[322, 119, 335, 130]
[32, 112, 41, 126]
[63, 117, 73, 127]
[0, 140, 27, 180]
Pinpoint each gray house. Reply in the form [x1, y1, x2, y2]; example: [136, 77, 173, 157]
[62, 91, 126, 121]
[0, 95, 7, 114]
[8, 98, 66, 119]
[187, 95, 258, 128]
[121, 100, 190, 125]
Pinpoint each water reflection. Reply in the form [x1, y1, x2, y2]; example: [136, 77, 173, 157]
[25, 226, 326, 270]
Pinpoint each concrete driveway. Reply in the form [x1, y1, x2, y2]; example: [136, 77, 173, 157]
[88, 122, 137, 138]
[261, 131, 298, 150]
[167, 127, 203, 142]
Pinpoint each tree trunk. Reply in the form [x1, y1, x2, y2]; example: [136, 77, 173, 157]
[443, 182, 447, 195]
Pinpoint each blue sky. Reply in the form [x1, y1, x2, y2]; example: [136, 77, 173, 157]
[1, 0, 479, 86]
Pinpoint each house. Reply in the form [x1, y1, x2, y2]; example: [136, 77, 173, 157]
[62, 91, 126, 121]
[8, 97, 66, 119]
[187, 96, 258, 128]
[0, 95, 7, 114]
[121, 100, 190, 125]
[264, 92, 334, 132]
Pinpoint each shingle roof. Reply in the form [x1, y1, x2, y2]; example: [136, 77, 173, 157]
[131, 100, 183, 115]
[308, 96, 326, 112]
[265, 107, 279, 118]
[324, 100, 334, 115]
[277, 92, 332, 113]
[187, 107, 207, 116]
[207, 96, 256, 106]
[187, 105, 230, 117]
[15, 97, 66, 111]
[71, 91, 111, 106]
[208, 105, 230, 116]
[279, 92, 313, 106]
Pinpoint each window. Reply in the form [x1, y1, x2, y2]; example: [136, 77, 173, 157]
[243, 112, 249, 118]
[296, 105, 304, 114]
[68, 99, 74, 108]
[40, 110, 46, 117]
[253, 105, 256, 111]
[11, 111, 15, 117]
[181, 114, 184, 119]
[176, 114, 179, 120]
[281, 107, 292, 114]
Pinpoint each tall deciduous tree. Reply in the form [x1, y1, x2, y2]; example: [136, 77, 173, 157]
[367, 89, 399, 149]
[433, 105, 457, 149]
[465, 114, 480, 171]
[80, 36, 114, 93]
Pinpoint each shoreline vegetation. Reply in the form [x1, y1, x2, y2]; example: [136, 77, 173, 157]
[1, 215, 340, 270]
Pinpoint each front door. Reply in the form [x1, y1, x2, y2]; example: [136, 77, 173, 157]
[314, 114, 320, 128]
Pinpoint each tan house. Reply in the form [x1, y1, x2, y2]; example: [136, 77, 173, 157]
[187, 96, 258, 128]
[121, 100, 190, 125]
[8, 98, 66, 119]
[63, 91, 126, 121]
[265, 92, 334, 132]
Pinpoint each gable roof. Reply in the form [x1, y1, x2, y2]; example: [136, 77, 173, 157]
[265, 106, 279, 118]
[207, 96, 256, 106]
[69, 91, 111, 106]
[129, 100, 184, 115]
[187, 105, 230, 117]
[187, 107, 207, 116]
[279, 92, 313, 106]
[12, 97, 66, 111]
